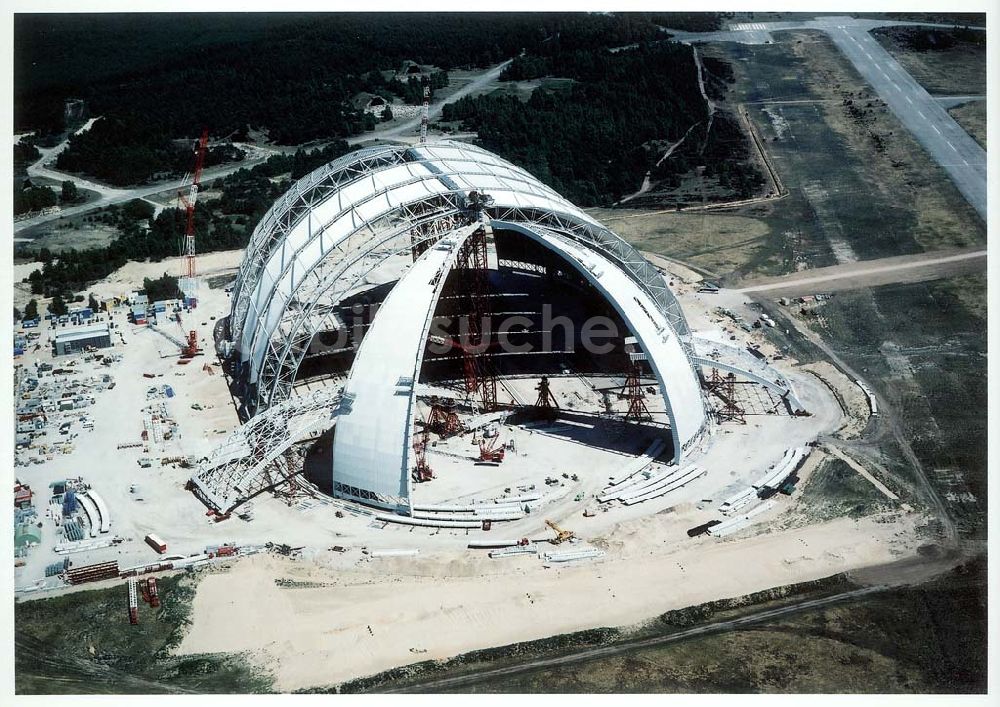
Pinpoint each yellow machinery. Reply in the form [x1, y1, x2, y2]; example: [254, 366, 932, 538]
[545, 519, 574, 545]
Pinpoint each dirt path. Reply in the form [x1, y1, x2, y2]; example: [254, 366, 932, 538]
[736, 247, 986, 296]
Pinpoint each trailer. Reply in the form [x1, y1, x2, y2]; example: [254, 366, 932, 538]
[145, 533, 167, 554]
[147, 577, 160, 607]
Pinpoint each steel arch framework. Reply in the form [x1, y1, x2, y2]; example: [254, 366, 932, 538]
[190, 386, 343, 513]
[228, 141, 696, 417]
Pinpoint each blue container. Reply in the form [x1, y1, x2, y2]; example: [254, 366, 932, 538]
[165, 385, 175, 398]
[62, 490, 78, 515]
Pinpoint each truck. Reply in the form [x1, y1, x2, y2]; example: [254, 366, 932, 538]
[145, 533, 167, 554]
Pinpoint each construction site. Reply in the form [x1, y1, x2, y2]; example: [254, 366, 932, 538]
[12, 136, 916, 687]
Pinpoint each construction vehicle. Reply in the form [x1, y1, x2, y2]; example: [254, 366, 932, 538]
[478, 433, 505, 463]
[545, 519, 574, 545]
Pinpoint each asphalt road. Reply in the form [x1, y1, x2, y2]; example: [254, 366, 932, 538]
[823, 20, 986, 221]
[664, 16, 987, 221]
[13, 60, 512, 237]
[382, 584, 889, 693]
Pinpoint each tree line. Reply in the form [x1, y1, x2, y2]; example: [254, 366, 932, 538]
[444, 42, 708, 206]
[15, 13, 689, 186]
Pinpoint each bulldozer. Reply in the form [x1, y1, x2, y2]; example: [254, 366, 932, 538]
[545, 519, 574, 545]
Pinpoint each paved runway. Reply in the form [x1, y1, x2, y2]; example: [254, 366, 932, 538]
[665, 16, 987, 221]
[822, 19, 986, 220]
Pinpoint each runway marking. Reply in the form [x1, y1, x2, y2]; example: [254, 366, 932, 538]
[865, 52, 872, 59]
[893, 83, 901, 91]
[874, 63, 880, 70]
[932, 125, 941, 135]
[905, 96, 913, 104]
[963, 159, 969, 166]
[948, 141, 957, 151]
[918, 111, 926, 119]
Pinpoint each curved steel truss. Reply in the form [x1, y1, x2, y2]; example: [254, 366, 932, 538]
[189, 386, 342, 513]
[227, 141, 695, 416]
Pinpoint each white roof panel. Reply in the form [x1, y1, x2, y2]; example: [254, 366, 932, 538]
[331, 227, 477, 510]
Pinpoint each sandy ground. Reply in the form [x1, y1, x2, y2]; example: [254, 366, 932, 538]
[86, 250, 245, 301]
[176, 508, 925, 691]
[14, 242, 905, 692]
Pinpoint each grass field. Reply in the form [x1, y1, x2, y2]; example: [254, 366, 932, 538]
[460, 558, 986, 694]
[15, 573, 271, 694]
[800, 273, 987, 543]
[589, 208, 782, 279]
[947, 100, 986, 149]
[705, 31, 984, 260]
[872, 26, 987, 96]
[787, 456, 894, 523]
[602, 28, 984, 284]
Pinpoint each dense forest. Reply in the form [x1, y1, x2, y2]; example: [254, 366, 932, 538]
[16, 13, 675, 186]
[24, 142, 352, 298]
[444, 42, 708, 206]
[15, 12, 757, 296]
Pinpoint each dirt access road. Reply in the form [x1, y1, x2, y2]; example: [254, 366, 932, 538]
[736, 247, 986, 297]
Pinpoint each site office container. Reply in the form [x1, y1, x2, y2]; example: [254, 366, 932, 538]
[145, 533, 167, 553]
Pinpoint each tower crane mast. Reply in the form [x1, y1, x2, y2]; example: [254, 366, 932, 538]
[179, 129, 209, 298]
[419, 84, 429, 144]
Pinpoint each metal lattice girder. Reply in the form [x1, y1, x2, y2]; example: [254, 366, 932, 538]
[255, 212, 475, 413]
[189, 386, 342, 513]
[230, 146, 410, 344]
[230, 140, 695, 418]
[236, 157, 574, 374]
[231, 143, 561, 347]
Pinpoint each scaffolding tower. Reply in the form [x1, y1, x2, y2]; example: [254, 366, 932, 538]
[426, 397, 463, 438]
[703, 368, 747, 425]
[619, 363, 652, 422]
[534, 375, 559, 420]
[454, 218, 498, 413]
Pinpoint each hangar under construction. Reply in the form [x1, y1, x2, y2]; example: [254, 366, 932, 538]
[190, 141, 808, 523]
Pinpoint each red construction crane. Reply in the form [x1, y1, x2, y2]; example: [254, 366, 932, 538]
[478, 432, 505, 463]
[179, 129, 209, 288]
